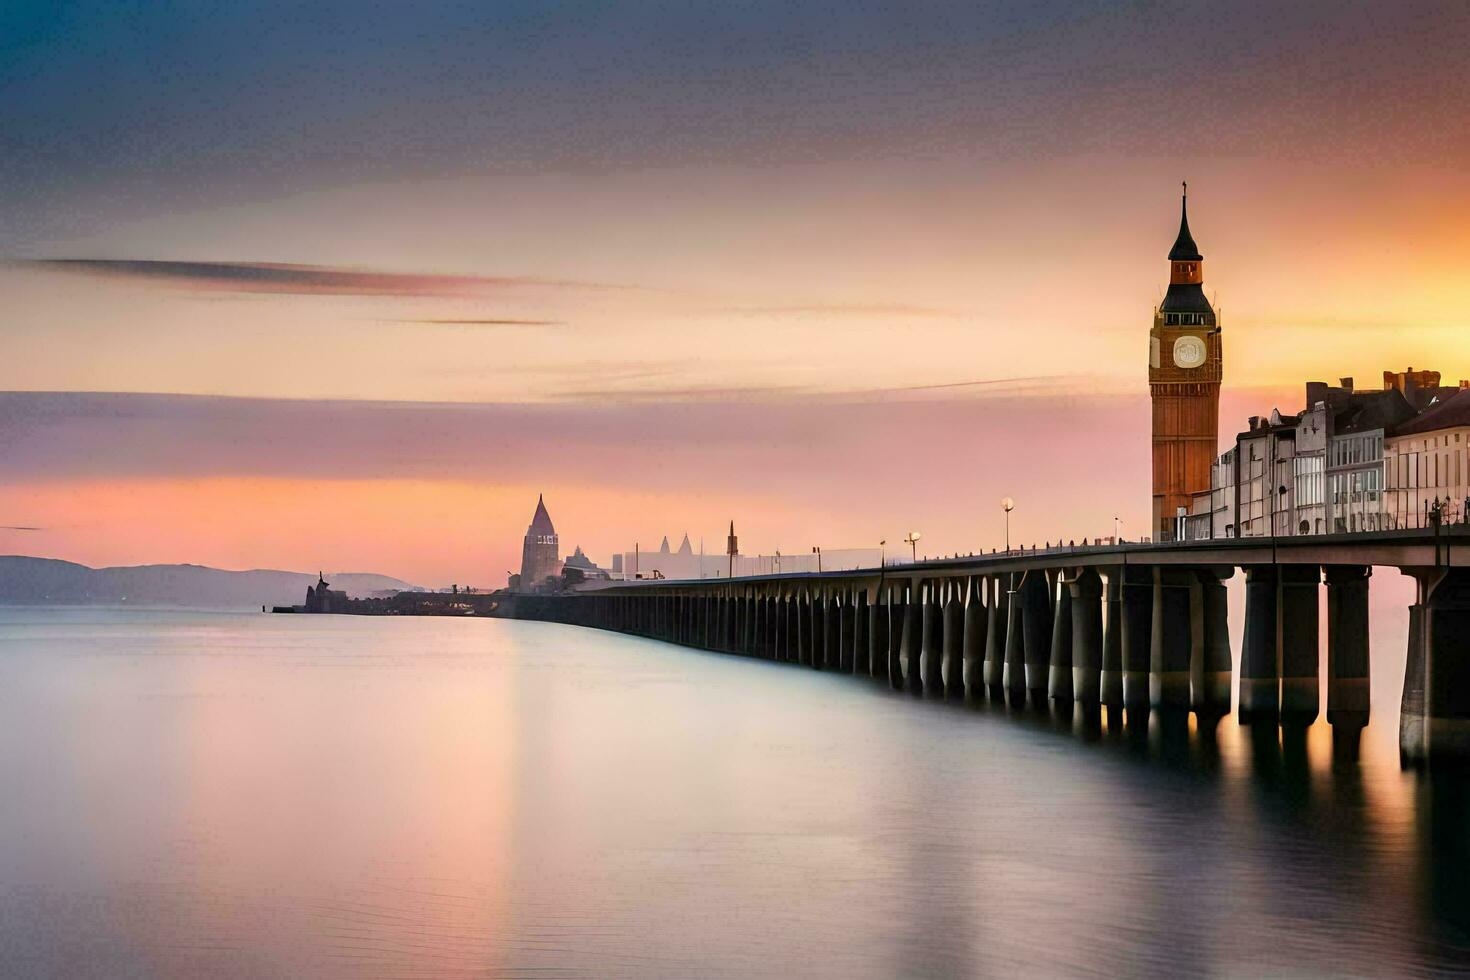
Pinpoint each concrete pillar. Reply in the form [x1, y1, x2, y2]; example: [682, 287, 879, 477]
[920, 581, 944, 695]
[1069, 569, 1103, 703]
[807, 591, 821, 668]
[886, 584, 905, 689]
[838, 591, 855, 673]
[869, 589, 890, 683]
[804, 591, 818, 666]
[852, 588, 870, 676]
[1048, 572, 1074, 702]
[1004, 575, 1027, 706]
[1280, 565, 1321, 724]
[983, 575, 1008, 696]
[1119, 565, 1153, 712]
[767, 593, 781, 660]
[962, 577, 986, 701]
[1191, 570, 1232, 719]
[774, 595, 788, 662]
[1019, 570, 1053, 704]
[826, 591, 843, 671]
[901, 582, 923, 692]
[1100, 569, 1124, 706]
[942, 580, 964, 699]
[1149, 567, 1193, 710]
[1325, 565, 1370, 732]
[1400, 567, 1470, 766]
[1239, 566, 1280, 723]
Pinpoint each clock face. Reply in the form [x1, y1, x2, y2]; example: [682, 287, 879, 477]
[1173, 335, 1206, 369]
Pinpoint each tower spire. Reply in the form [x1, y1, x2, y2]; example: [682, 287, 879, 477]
[1169, 182, 1202, 262]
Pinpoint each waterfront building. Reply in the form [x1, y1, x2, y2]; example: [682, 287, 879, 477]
[563, 545, 611, 582]
[1386, 386, 1470, 528]
[619, 543, 882, 579]
[1187, 369, 1460, 539]
[1150, 185, 1223, 541]
[1234, 409, 1298, 538]
[517, 494, 562, 592]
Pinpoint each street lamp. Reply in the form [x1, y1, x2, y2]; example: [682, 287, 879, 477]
[879, 539, 886, 567]
[812, 545, 822, 574]
[1114, 515, 1123, 544]
[1001, 497, 1015, 551]
[903, 531, 922, 563]
[774, 549, 781, 574]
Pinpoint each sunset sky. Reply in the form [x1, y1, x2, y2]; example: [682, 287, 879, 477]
[6, 1, 1470, 585]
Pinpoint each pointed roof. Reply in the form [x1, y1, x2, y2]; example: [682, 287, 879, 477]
[1168, 184, 1203, 261]
[677, 533, 693, 555]
[528, 493, 555, 532]
[659, 535, 670, 553]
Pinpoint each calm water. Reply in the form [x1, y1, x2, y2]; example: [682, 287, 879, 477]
[1, 592, 1468, 978]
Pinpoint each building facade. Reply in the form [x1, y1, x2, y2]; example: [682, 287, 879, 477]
[1386, 388, 1470, 528]
[1150, 186, 1223, 541]
[1185, 369, 1466, 539]
[517, 494, 561, 592]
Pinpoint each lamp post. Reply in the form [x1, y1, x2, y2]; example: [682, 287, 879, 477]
[774, 549, 781, 574]
[1001, 497, 1015, 552]
[903, 531, 921, 563]
[812, 545, 822, 574]
[1113, 515, 1122, 544]
[879, 539, 886, 568]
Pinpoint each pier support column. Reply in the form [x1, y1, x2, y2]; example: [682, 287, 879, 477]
[1019, 570, 1053, 705]
[829, 593, 840, 669]
[838, 591, 855, 673]
[1069, 569, 1103, 703]
[1191, 570, 1232, 719]
[888, 584, 906, 689]
[811, 590, 826, 669]
[901, 581, 924, 692]
[868, 588, 889, 682]
[1400, 567, 1470, 766]
[920, 581, 944, 695]
[1048, 572, 1074, 702]
[962, 577, 986, 701]
[1149, 567, 1193, 710]
[775, 594, 789, 662]
[852, 586, 870, 676]
[942, 580, 964, 699]
[1240, 566, 1280, 723]
[1280, 565, 1321, 724]
[1119, 565, 1153, 713]
[1326, 565, 1370, 733]
[1003, 575, 1028, 706]
[1099, 568, 1124, 706]
[983, 575, 1008, 697]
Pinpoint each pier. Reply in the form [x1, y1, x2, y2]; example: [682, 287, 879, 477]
[504, 528, 1470, 768]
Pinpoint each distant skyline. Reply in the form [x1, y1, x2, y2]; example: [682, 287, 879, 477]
[5, 2, 1470, 582]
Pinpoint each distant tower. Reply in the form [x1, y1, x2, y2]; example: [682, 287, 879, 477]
[726, 520, 738, 578]
[1150, 183, 1222, 541]
[517, 494, 560, 591]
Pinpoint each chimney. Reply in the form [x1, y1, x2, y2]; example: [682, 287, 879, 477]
[1306, 381, 1328, 408]
[1339, 377, 1354, 392]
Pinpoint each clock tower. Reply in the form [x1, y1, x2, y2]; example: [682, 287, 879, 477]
[1149, 184, 1222, 541]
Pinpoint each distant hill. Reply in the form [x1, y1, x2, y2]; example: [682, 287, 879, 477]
[0, 556, 422, 609]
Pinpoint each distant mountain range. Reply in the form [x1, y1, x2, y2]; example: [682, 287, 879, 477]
[0, 556, 422, 609]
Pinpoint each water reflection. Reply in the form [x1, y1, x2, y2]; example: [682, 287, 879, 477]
[0, 603, 1467, 977]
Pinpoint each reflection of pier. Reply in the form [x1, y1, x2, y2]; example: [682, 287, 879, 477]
[506, 529, 1470, 767]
